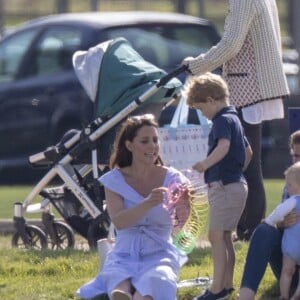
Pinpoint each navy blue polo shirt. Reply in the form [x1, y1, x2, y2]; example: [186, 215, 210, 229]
[204, 105, 248, 185]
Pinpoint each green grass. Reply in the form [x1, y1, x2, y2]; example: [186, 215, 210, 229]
[0, 243, 279, 300]
[0, 186, 36, 219]
[0, 180, 284, 299]
[0, 185, 61, 220]
[4, 0, 289, 37]
[264, 179, 285, 214]
[0, 248, 99, 300]
[0, 179, 285, 219]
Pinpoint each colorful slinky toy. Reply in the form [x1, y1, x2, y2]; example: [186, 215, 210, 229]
[167, 179, 209, 254]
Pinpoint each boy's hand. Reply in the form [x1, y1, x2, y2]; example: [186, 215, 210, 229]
[192, 161, 207, 173]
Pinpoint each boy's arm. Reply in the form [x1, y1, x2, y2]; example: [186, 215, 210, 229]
[264, 197, 297, 226]
[243, 145, 253, 171]
[193, 138, 229, 173]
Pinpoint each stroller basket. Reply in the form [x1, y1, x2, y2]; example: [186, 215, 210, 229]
[40, 186, 83, 219]
[40, 185, 109, 241]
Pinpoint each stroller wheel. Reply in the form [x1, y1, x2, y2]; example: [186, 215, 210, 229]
[47, 221, 75, 250]
[11, 224, 47, 250]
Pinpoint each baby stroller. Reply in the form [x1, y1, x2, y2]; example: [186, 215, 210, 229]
[11, 37, 184, 250]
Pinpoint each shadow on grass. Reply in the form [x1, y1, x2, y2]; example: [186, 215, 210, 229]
[24, 248, 97, 258]
[258, 280, 279, 300]
[186, 246, 212, 265]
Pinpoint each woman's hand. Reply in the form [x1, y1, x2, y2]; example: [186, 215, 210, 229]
[181, 56, 194, 74]
[181, 56, 194, 65]
[277, 210, 300, 229]
[145, 187, 168, 207]
[107, 187, 168, 230]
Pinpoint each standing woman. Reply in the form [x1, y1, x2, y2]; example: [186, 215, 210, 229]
[77, 114, 189, 300]
[182, 0, 290, 240]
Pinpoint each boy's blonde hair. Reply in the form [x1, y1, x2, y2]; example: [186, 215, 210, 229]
[290, 130, 300, 148]
[284, 161, 300, 184]
[184, 72, 229, 106]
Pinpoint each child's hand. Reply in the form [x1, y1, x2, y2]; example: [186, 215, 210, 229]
[192, 161, 207, 173]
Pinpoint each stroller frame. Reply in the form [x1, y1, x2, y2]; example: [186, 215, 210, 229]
[12, 66, 186, 250]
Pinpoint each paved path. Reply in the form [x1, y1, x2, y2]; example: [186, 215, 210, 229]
[0, 218, 44, 234]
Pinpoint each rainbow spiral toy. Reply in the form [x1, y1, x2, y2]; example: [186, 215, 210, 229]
[171, 184, 209, 254]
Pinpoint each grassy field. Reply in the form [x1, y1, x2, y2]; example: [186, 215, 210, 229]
[0, 242, 279, 300]
[0, 180, 284, 299]
[264, 179, 285, 213]
[3, 0, 289, 37]
[0, 179, 285, 219]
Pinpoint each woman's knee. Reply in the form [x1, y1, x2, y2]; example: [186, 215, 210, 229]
[114, 279, 133, 293]
[238, 287, 255, 300]
[250, 223, 281, 246]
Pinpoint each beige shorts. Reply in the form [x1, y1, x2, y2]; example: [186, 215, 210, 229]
[208, 181, 248, 231]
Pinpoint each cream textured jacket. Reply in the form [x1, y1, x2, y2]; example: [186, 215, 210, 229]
[187, 0, 290, 108]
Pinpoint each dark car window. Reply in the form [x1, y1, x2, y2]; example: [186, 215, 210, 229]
[25, 27, 82, 77]
[169, 27, 215, 57]
[0, 29, 39, 83]
[105, 25, 218, 71]
[106, 27, 168, 68]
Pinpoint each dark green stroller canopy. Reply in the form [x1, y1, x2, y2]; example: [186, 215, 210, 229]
[73, 37, 182, 118]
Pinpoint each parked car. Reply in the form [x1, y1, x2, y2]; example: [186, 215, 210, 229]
[0, 11, 221, 183]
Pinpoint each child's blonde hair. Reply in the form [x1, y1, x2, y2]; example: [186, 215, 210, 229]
[184, 72, 229, 106]
[290, 130, 300, 149]
[284, 161, 300, 184]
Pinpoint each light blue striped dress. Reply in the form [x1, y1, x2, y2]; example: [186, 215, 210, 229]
[77, 167, 188, 300]
[282, 195, 300, 265]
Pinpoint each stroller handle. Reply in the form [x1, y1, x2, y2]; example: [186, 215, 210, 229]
[29, 151, 50, 164]
[29, 66, 188, 166]
[28, 146, 60, 165]
[157, 65, 188, 88]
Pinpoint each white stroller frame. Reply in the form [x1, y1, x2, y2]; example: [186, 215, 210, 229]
[12, 65, 186, 250]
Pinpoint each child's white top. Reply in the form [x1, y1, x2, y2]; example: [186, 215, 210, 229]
[265, 195, 300, 264]
[265, 196, 298, 226]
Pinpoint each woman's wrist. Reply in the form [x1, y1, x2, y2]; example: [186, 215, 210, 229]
[276, 221, 285, 229]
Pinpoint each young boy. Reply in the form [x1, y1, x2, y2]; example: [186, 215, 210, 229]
[184, 72, 253, 300]
[264, 162, 300, 300]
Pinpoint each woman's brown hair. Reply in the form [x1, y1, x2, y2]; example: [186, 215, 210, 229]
[109, 114, 163, 169]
